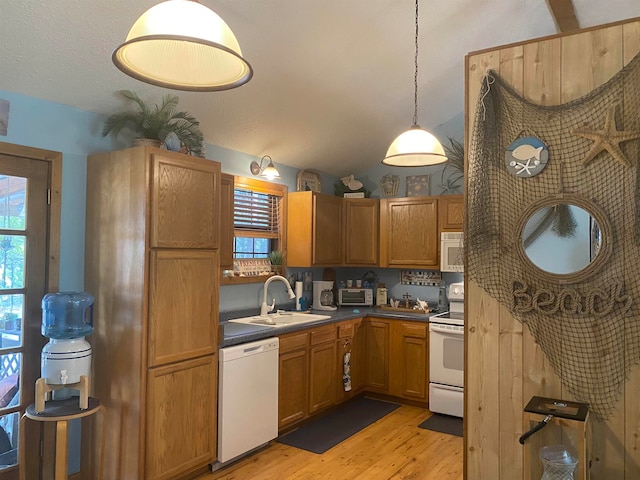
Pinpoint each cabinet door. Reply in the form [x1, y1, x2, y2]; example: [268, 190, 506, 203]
[439, 194, 464, 231]
[379, 197, 438, 268]
[309, 341, 338, 413]
[393, 322, 428, 401]
[279, 348, 308, 429]
[364, 319, 390, 392]
[219, 173, 235, 269]
[146, 355, 217, 480]
[313, 194, 344, 265]
[148, 250, 218, 367]
[151, 152, 221, 248]
[344, 198, 379, 265]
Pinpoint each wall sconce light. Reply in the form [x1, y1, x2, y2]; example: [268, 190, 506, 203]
[250, 155, 280, 180]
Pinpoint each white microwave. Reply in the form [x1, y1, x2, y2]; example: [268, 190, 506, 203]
[441, 232, 464, 272]
[338, 288, 373, 306]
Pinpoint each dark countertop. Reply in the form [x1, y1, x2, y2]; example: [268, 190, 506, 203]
[220, 307, 436, 347]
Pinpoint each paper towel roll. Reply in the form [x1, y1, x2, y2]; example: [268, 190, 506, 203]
[295, 281, 303, 311]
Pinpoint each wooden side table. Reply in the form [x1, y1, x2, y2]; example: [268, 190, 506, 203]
[522, 396, 590, 480]
[19, 397, 105, 480]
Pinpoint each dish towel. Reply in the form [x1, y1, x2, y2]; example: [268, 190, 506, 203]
[343, 351, 351, 392]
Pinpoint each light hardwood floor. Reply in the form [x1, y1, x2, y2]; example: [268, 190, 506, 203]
[202, 404, 463, 480]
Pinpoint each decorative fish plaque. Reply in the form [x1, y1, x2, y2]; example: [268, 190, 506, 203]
[504, 136, 549, 178]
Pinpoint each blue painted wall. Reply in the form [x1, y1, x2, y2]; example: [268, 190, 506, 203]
[0, 90, 463, 313]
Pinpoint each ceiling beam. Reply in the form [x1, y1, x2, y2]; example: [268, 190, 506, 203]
[546, 0, 580, 32]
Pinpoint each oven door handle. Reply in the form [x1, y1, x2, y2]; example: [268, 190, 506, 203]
[431, 383, 463, 392]
[430, 324, 464, 335]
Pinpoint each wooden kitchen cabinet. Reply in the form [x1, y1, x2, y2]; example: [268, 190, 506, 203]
[278, 331, 309, 429]
[389, 322, 428, 402]
[85, 146, 221, 480]
[363, 317, 428, 403]
[287, 191, 344, 266]
[379, 196, 439, 268]
[146, 355, 217, 480]
[438, 194, 464, 231]
[308, 324, 338, 414]
[344, 198, 379, 265]
[151, 152, 220, 249]
[219, 173, 235, 269]
[148, 249, 218, 367]
[279, 320, 367, 430]
[364, 318, 390, 392]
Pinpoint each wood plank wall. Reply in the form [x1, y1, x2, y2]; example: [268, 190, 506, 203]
[464, 17, 640, 479]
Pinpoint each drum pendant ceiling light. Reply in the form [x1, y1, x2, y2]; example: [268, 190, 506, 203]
[113, 0, 253, 91]
[382, 0, 447, 166]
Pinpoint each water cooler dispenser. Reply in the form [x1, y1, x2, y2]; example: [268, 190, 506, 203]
[36, 291, 94, 412]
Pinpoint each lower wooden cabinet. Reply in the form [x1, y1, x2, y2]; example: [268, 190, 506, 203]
[364, 319, 390, 391]
[309, 341, 338, 413]
[278, 320, 363, 431]
[278, 331, 309, 429]
[146, 355, 217, 480]
[308, 324, 338, 414]
[364, 317, 429, 402]
[390, 322, 428, 401]
[277, 316, 427, 432]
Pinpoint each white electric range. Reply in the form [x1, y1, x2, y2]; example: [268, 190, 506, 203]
[429, 281, 464, 418]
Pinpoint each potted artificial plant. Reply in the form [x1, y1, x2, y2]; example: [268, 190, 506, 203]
[268, 250, 284, 275]
[439, 137, 464, 194]
[102, 90, 205, 157]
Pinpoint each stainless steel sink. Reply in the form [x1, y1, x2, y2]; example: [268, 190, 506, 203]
[227, 312, 331, 328]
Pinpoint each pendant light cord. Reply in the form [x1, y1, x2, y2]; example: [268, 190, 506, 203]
[412, 0, 419, 127]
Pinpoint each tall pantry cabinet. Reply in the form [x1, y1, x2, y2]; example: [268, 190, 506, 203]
[84, 146, 220, 480]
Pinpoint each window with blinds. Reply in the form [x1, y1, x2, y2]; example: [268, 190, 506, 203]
[232, 178, 286, 260]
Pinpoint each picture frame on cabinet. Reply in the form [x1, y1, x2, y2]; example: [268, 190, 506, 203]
[0, 99, 9, 136]
[297, 170, 322, 193]
[406, 174, 430, 197]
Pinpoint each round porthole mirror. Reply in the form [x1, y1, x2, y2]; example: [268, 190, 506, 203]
[516, 194, 612, 284]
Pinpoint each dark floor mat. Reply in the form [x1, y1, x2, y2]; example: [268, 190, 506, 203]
[277, 397, 400, 454]
[418, 413, 463, 437]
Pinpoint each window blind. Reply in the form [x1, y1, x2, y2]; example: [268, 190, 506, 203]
[233, 188, 281, 239]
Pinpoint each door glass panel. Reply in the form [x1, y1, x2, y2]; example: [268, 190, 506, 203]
[0, 295, 23, 350]
[0, 412, 19, 470]
[0, 176, 26, 230]
[0, 236, 25, 290]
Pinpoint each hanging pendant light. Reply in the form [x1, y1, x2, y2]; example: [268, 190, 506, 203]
[113, 0, 253, 91]
[382, 0, 447, 166]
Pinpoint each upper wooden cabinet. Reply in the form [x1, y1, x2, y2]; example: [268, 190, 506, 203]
[219, 173, 235, 269]
[151, 152, 220, 249]
[438, 194, 464, 231]
[287, 191, 344, 266]
[288, 193, 461, 269]
[379, 196, 439, 268]
[344, 198, 379, 265]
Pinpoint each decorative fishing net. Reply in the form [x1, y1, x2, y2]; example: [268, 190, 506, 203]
[467, 52, 640, 419]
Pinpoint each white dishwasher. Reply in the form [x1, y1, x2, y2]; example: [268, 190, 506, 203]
[218, 337, 279, 463]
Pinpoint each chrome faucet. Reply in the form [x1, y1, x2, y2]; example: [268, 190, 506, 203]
[261, 275, 295, 315]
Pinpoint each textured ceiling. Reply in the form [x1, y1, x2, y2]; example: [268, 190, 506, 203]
[1, 1, 639, 176]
